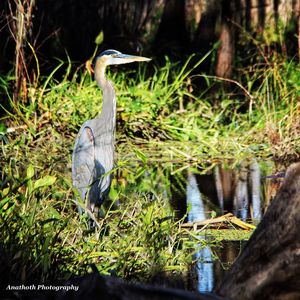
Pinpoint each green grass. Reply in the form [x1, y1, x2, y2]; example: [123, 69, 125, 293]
[0, 161, 196, 284]
[0, 49, 299, 285]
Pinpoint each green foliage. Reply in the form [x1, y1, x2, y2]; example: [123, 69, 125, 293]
[0, 149, 198, 284]
[0, 170, 75, 283]
[0, 42, 299, 285]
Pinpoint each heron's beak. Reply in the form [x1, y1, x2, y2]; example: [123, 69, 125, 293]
[112, 53, 151, 65]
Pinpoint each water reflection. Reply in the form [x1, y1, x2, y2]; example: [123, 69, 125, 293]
[169, 160, 280, 292]
[171, 159, 268, 224]
[233, 162, 249, 221]
[186, 173, 206, 222]
[186, 172, 214, 293]
[212, 240, 246, 287]
[249, 160, 262, 222]
[116, 158, 282, 292]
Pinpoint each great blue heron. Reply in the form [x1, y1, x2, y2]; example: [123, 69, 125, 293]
[72, 49, 151, 218]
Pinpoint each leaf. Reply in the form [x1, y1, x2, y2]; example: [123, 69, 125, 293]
[0, 123, 7, 134]
[95, 31, 104, 45]
[0, 197, 10, 210]
[26, 165, 35, 196]
[210, 210, 217, 218]
[26, 164, 35, 179]
[47, 207, 61, 219]
[143, 204, 154, 226]
[27, 180, 33, 196]
[2, 187, 10, 197]
[33, 175, 56, 190]
[134, 148, 147, 164]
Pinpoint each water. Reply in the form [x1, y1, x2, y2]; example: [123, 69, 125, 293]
[186, 172, 214, 292]
[170, 159, 282, 292]
[118, 159, 283, 292]
[170, 160, 280, 224]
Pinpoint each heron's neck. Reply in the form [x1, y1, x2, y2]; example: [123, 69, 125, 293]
[94, 60, 116, 130]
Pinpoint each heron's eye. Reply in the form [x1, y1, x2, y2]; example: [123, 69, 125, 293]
[111, 54, 118, 58]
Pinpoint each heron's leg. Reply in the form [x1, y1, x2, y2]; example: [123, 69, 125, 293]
[77, 204, 83, 215]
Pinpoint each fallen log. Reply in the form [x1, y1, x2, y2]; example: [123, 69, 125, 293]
[181, 213, 256, 231]
[216, 162, 300, 300]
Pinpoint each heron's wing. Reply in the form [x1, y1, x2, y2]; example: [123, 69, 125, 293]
[72, 125, 96, 201]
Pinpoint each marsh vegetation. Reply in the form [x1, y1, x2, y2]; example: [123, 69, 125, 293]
[0, 2, 299, 293]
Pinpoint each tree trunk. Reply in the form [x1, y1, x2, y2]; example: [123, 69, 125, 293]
[216, 162, 300, 300]
[215, 0, 235, 78]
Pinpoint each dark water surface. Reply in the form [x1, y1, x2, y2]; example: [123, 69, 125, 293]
[171, 159, 283, 292]
[119, 158, 284, 292]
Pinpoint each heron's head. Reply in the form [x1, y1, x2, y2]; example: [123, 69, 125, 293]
[96, 49, 151, 67]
